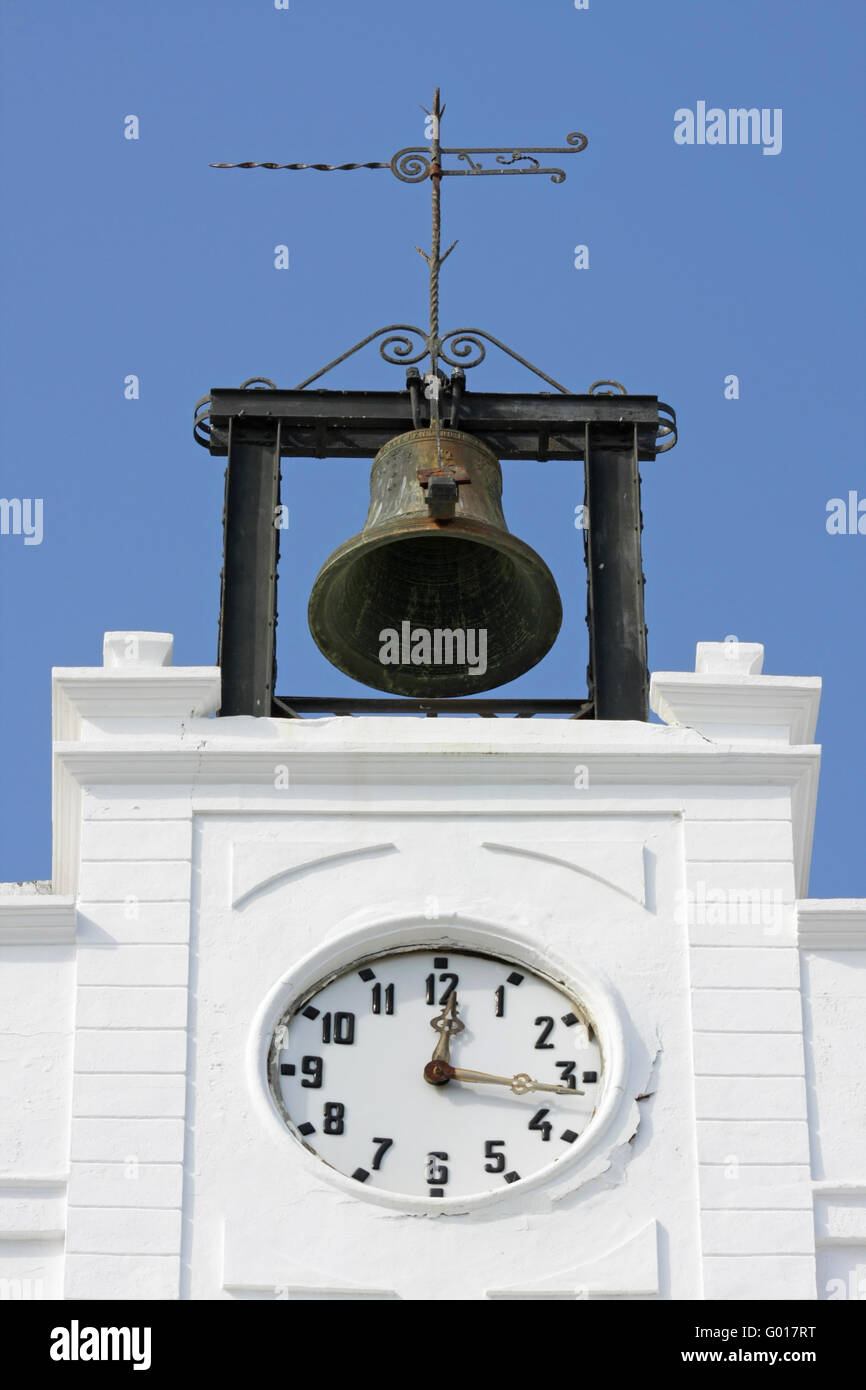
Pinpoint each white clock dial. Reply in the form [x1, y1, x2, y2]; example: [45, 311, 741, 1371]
[268, 947, 603, 1200]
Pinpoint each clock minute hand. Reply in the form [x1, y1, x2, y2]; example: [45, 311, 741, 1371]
[453, 1066, 584, 1097]
[424, 1060, 583, 1096]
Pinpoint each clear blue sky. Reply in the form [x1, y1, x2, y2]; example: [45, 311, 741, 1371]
[0, 0, 863, 895]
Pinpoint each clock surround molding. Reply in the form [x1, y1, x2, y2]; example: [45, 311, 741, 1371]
[248, 913, 633, 1214]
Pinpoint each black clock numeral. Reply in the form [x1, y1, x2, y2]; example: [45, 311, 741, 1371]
[425, 972, 459, 1006]
[426, 1151, 449, 1186]
[534, 1016, 555, 1049]
[555, 1060, 577, 1090]
[483, 1140, 506, 1174]
[323, 1102, 345, 1135]
[371, 1137, 393, 1171]
[300, 1055, 323, 1089]
[321, 1011, 355, 1045]
[371, 983, 395, 1015]
[495, 972, 524, 1017]
[529, 1108, 552, 1142]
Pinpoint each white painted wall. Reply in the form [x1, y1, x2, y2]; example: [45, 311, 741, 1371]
[798, 903, 866, 1301]
[0, 635, 862, 1300]
[0, 886, 74, 1299]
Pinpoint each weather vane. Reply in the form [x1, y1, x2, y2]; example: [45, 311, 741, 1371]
[212, 89, 587, 396]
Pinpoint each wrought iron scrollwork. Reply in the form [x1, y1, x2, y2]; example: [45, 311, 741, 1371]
[588, 379, 627, 396]
[389, 148, 434, 183]
[439, 330, 571, 393]
[443, 134, 587, 183]
[438, 331, 487, 371]
[378, 329, 430, 365]
[293, 324, 429, 390]
[655, 402, 678, 453]
[293, 324, 571, 394]
[193, 393, 212, 447]
[194, 378, 277, 446]
[217, 132, 588, 186]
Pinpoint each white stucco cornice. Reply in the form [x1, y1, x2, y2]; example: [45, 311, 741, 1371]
[53, 724, 820, 786]
[797, 900, 866, 949]
[51, 709, 821, 899]
[49, 635, 822, 899]
[51, 661, 220, 896]
[650, 671, 822, 745]
[52, 668, 221, 730]
[0, 890, 77, 944]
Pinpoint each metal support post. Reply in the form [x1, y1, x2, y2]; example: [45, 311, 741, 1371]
[584, 427, 648, 720]
[218, 424, 281, 716]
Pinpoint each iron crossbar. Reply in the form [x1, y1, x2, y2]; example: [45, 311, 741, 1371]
[199, 389, 674, 461]
[272, 696, 594, 719]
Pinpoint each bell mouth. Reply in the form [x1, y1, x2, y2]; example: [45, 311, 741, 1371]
[308, 517, 562, 697]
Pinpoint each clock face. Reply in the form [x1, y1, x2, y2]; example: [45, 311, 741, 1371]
[268, 947, 603, 1200]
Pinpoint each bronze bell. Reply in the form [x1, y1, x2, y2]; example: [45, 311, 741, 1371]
[308, 427, 562, 696]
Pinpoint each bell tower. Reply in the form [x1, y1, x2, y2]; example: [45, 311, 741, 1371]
[2, 91, 864, 1312]
[199, 88, 675, 721]
[18, 629, 859, 1302]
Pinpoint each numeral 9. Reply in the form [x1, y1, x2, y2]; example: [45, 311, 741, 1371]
[300, 1055, 323, 1089]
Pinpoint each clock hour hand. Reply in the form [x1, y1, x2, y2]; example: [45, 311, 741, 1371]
[429, 991, 464, 1065]
[424, 1060, 583, 1096]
